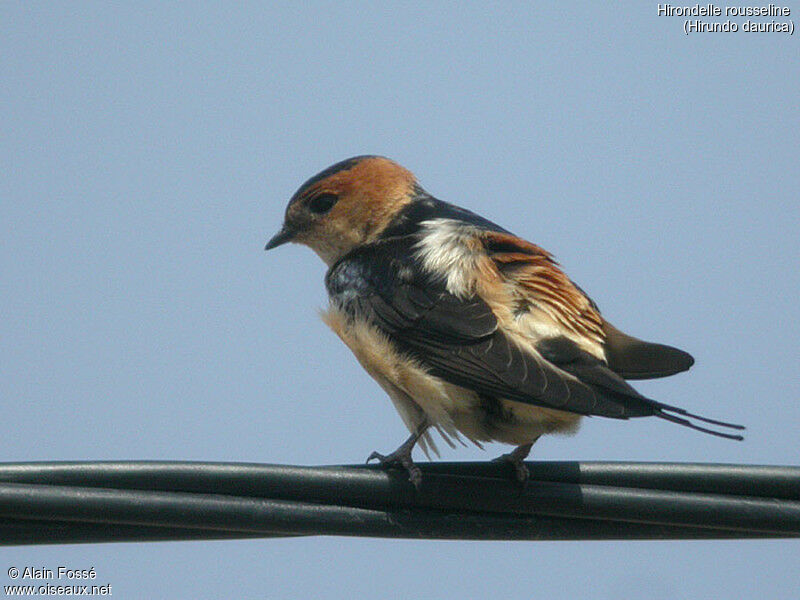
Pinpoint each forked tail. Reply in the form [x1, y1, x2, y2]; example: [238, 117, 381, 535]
[652, 402, 745, 440]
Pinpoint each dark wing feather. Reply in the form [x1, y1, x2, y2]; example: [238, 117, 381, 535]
[349, 284, 620, 417]
[329, 242, 647, 419]
[327, 238, 744, 438]
[537, 336, 744, 438]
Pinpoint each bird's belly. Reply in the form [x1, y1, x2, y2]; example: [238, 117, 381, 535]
[452, 396, 582, 446]
[321, 306, 460, 429]
[321, 305, 581, 447]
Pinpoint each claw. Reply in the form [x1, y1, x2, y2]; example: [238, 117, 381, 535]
[492, 441, 536, 488]
[366, 429, 426, 490]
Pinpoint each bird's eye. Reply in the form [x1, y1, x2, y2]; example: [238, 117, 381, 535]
[308, 193, 338, 215]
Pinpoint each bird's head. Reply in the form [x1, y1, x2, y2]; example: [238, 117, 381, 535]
[265, 156, 417, 265]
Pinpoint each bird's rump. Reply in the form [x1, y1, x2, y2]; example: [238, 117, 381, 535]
[481, 229, 695, 380]
[480, 229, 606, 348]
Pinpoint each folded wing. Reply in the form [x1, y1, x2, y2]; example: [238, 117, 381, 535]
[326, 236, 743, 438]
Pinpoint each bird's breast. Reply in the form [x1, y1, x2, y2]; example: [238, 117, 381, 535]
[320, 306, 451, 404]
[320, 303, 582, 446]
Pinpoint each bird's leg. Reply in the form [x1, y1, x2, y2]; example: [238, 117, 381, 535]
[367, 424, 428, 489]
[492, 439, 537, 485]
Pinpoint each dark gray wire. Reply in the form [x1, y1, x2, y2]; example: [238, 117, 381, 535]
[0, 461, 798, 546]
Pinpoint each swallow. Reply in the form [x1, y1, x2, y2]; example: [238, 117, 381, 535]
[265, 155, 744, 487]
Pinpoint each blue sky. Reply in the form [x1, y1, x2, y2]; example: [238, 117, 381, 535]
[2, 3, 798, 598]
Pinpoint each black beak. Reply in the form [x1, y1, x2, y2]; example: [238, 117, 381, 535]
[264, 227, 294, 251]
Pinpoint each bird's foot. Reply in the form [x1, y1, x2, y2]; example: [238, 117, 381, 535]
[367, 447, 422, 490]
[492, 442, 534, 487]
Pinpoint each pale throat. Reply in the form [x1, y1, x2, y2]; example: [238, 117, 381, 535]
[305, 232, 362, 267]
[305, 216, 392, 266]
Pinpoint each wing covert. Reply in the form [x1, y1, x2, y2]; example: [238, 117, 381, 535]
[326, 241, 638, 418]
[324, 217, 743, 438]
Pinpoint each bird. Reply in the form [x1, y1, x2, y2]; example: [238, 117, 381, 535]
[265, 155, 744, 487]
